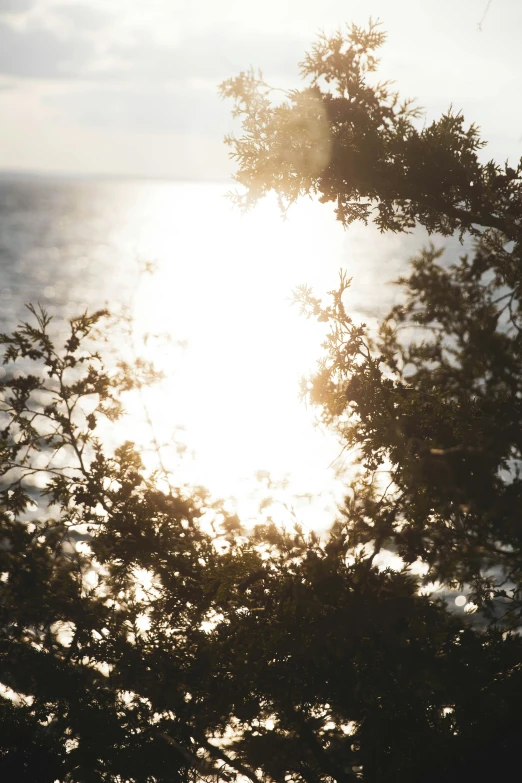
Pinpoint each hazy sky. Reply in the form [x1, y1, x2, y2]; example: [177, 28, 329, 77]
[0, 0, 521, 179]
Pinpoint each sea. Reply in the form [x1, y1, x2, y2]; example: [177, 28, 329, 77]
[0, 174, 449, 530]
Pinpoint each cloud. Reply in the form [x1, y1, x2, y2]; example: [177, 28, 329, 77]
[112, 31, 307, 82]
[0, 0, 34, 13]
[46, 85, 233, 136]
[52, 3, 109, 30]
[0, 20, 94, 78]
[0, 7, 308, 83]
[0, 5, 309, 167]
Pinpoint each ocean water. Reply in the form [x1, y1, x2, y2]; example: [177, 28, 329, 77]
[0, 175, 445, 528]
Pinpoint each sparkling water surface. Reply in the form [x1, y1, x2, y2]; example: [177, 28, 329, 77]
[0, 175, 444, 529]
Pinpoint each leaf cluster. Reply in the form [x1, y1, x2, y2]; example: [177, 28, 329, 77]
[1, 302, 522, 783]
[4, 20, 522, 783]
[220, 20, 522, 240]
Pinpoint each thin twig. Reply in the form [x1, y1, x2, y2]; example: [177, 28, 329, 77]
[477, 0, 493, 31]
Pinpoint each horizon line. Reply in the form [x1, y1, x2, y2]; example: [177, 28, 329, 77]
[0, 167, 233, 184]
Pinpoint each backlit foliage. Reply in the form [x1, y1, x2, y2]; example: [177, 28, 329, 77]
[3, 20, 522, 783]
[221, 20, 522, 239]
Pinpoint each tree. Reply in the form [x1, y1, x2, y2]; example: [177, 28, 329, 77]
[216, 17, 522, 781]
[3, 19, 522, 783]
[0, 307, 258, 782]
[220, 19, 521, 239]
[221, 18, 522, 622]
[2, 311, 522, 783]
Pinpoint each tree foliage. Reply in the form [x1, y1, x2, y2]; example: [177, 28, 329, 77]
[2, 19, 522, 783]
[220, 19, 522, 240]
[2, 311, 522, 782]
[222, 18, 522, 624]
[219, 19, 522, 780]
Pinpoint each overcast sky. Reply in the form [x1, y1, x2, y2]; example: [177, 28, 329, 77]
[0, 0, 521, 179]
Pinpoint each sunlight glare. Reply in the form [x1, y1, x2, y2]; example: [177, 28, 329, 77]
[110, 183, 347, 527]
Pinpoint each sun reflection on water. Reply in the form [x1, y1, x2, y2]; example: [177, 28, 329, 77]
[97, 181, 350, 529]
[1, 175, 414, 530]
[2, 177, 405, 531]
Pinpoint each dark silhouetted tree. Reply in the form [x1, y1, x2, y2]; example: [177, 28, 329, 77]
[216, 18, 522, 782]
[2, 19, 522, 783]
[221, 17, 522, 625]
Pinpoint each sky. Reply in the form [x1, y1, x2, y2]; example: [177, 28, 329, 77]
[0, 0, 521, 179]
